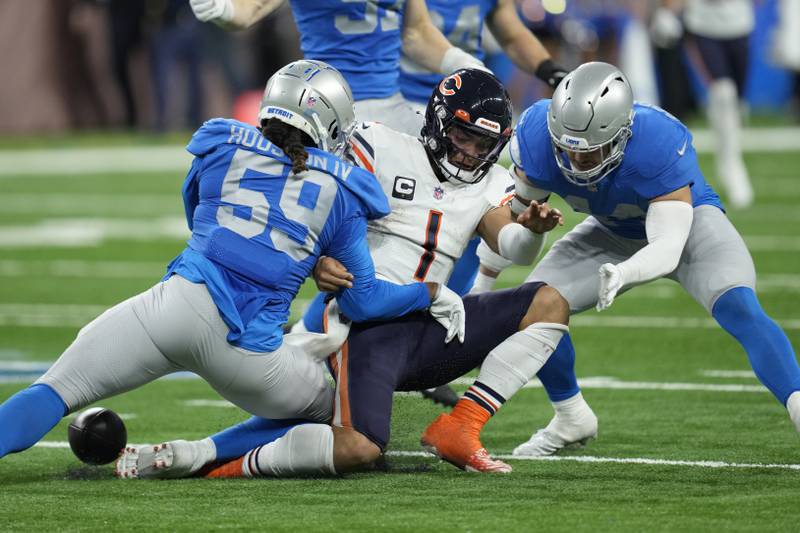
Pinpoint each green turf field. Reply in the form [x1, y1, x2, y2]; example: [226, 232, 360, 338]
[0, 141, 798, 532]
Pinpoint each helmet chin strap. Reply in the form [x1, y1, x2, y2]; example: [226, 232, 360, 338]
[439, 157, 481, 184]
[309, 112, 329, 152]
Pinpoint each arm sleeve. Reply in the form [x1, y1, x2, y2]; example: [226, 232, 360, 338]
[326, 215, 431, 322]
[616, 201, 694, 287]
[497, 223, 547, 265]
[181, 158, 203, 231]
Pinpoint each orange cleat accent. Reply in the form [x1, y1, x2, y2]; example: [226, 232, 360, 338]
[450, 397, 492, 427]
[204, 456, 246, 479]
[420, 412, 512, 473]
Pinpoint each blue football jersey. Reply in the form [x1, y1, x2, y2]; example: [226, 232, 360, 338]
[289, 0, 406, 101]
[399, 0, 497, 104]
[166, 118, 430, 352]
[512, 100, 723, 240]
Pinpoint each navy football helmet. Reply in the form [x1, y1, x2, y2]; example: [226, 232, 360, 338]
[421, 69, 513, 184]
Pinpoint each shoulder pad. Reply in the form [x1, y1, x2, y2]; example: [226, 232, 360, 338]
[186, 118, 284, 159]
[305, 148, 390, 220]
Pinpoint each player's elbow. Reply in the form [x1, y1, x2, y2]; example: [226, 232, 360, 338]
[336, 293, 377, 323]
[660, 246, 684, 274]
[497, 224, 546, 265]
[401, 28, 422, 55]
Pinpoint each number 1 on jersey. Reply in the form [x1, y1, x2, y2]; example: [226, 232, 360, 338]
[413, 209, 443, 281]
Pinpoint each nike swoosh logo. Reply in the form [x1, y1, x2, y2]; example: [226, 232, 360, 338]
[677, 137, 688, 156]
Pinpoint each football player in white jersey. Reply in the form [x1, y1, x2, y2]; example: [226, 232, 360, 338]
[117, 69, 566, 478]
[398, 0, 570, 298]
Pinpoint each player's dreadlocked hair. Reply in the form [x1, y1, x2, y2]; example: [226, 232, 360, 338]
[261, 118, 317, 174]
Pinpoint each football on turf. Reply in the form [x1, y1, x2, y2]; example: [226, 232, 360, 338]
[68, 407, 127, 465]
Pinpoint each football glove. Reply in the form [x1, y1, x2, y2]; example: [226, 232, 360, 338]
[597, 263, 623, 311]
[650, 7, 683, 49]
[429, 284, 466, 344]
[535, 59, 569, 90]
[190, 0, 234, 23]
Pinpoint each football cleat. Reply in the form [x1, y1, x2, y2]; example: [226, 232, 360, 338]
[420, 385, 459, 408]
[204, 456, 246, 478]
[420, 413, 511, 473]
[718, 157, 753, 209]
[512, 411, 598, 457]
[115, 440, 205, 479]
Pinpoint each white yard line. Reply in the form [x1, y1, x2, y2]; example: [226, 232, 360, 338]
[1, 194, 178, 215]
[573, 315, 800, 330]
[388, 450, 800, 472]
[0, 360, 762, 393]
[743, 235, 800, 252]
[701, 370, 756, 379]
[182, 399, 237, 408]
[0, 259, 166, 279]
[0, 302, 310, 328]
[448, 376, 770, 393]
[2, 260, 799, 297]
[0, 303, 797, 330]
[0, 146, 192, 176]
[29, 441, 800, 471]
[0, 127, 797, 177]
[0, 217, 189, 247]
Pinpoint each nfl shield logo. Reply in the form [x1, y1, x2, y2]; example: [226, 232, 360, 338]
[433, 186, 444, 200]
[306, 96, 317, 107]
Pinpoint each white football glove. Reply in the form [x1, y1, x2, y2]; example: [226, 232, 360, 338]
[650, 7, 683, 48]
[597, 263, 623, 311]
[428, 284, 466, 344]
[190, 0, 235, 23]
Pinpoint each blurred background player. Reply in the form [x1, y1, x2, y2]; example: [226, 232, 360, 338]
[0, 60, 467, 461]
[399, 0, 567, 121]
[189, 0, 489, 134]
[652, 0, 755, 208]
[398, 0, 569, 296]
[468, 62, 799, 458]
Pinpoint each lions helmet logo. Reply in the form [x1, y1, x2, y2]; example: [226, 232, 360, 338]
[438, 74, 462, 97]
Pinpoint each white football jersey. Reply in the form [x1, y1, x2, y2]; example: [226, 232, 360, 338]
[684, 0, 754, 39]
[347, 123, 514, 285]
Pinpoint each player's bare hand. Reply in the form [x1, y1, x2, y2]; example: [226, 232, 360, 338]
[516, 201, 563, 234]
[313, 256, 353, 292]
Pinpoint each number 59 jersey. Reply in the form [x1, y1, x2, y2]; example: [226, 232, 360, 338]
[167, 119, 397, 352]
[347, 122, 514, 284]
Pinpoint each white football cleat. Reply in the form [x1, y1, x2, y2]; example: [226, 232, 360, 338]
[512, 409, 598, 457]
[115, 440, 209, 479]
[718, 157, 753, 209]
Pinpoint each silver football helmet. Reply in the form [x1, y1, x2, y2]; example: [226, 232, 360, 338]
[547, 62, 634, 186]
[258, 60, 356, 156]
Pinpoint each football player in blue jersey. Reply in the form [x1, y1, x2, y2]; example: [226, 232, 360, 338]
[423, 62, 800, 462]
[399, 0, 566, 118]
[0, 60, 466, 462]
[398, 0, 569, 298]
[190, 0, 489, 134]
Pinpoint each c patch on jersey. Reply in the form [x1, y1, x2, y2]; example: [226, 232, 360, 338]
[392, 176, 416, 201]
